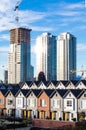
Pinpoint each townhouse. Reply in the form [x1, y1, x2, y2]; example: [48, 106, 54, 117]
[0, 80, 86, 121]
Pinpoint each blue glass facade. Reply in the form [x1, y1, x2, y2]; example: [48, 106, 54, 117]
[47, 35, 57, 80]
[21, 43, 31, 82]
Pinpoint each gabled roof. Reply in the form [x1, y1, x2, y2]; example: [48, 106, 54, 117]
[63, 89, 83, 98]
[11, 89, 20, 96]
[76, 80, 86, 86]
[77, 89, 86, 98]
[50, 89, 67, 98]
[37, 89, 54, 97]
[43, 89, 55, 97]
[57, 89, 68, 97]
[60, 80, 69, 86]
[25, 81, 33, 87]
[37, 81, 48, 89]
[7, 84, 20, 90]
[42, 81, 49, 87]
[21, 89, 30, 97]
[5, 89, 18, 97]
[47, 81, 58, 87]
[20, 81, 32, 88]
[70, 80, 79, 86]
[71, 89, 83, 97]
[31, 89, 42, 97]
[26, 89, 42, 97]
[55, 81, 68, 88]
[0, 84, 6, 90]
[51, 81, 59, 86]
[33, 81, 41, 87]
[15, 89, 23, 97]
[0, 89, 8, 96]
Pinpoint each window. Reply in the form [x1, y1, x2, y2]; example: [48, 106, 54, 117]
[31, 93, 33, 96]
[81, 100, 86, 109]
[28, 99, 36, 107]
[17, 99, 21, 105]
[53, 99, 60, 108]
[40, 99, 46, 107]
[84, 94, 86, 97]
[8, 99, 13, 105]
[56, 94, 58, 97]
[0, 99, 2, 104]
[71, 113, 73, 118]
[67, 100, 72, 107]
[69, 94, 71, 97]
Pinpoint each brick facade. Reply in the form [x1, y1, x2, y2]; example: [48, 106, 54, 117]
[32, 119, 83, 129]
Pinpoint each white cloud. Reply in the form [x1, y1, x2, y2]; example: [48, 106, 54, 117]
[0, 46, 9, 52]
[0, 34, 10, 41]
[66, 3, 84, 9]
[31, 26, 54, 31]
[77, 44, 86, 51]
[58, 2, 84, 10]
[0, 0, 48, 32]
[56, 11, 80, 16]
[0, 0, 22, 12]
[19, 10, 46, 23]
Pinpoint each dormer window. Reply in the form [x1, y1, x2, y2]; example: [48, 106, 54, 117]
[84, 94, 86, 97]
[69, 94, 71, 97]
[56, 94, 58, 97]
[31, 93, 33, 96]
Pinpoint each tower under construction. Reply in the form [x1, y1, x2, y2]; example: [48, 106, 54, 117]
[8, 27, 33, 84]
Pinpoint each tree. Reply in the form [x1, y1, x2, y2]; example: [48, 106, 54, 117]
[38, 71, 46, 81]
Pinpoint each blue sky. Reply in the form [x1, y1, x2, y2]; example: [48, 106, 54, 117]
[0, 0, 86, 80]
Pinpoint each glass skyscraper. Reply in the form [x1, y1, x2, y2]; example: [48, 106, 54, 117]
[57, 32, 76, 80]
[36, 32, 57, 80]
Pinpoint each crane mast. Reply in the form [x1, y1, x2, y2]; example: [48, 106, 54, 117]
[14, 0, 22, 27]
[70, 65, 86, 80]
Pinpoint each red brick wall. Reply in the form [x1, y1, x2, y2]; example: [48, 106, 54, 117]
[38, 91, 50, 117]
[0, 91, 5, 108]
[32, 119, 82, 129]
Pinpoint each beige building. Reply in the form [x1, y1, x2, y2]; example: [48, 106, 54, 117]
[57, 32, 76, 80]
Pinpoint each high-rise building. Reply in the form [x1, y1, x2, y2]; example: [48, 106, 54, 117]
[8, 27, 34, 84]
[57, 32, 76, 80]
[36, 32, 57, 80]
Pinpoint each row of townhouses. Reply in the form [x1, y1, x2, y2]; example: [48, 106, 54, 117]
[20, 80, 86, 90]
[0, 80, 86, 122]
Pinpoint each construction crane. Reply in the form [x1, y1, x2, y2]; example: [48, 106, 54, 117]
[14, 0, 22, 26]
[70, 65, 86, 80]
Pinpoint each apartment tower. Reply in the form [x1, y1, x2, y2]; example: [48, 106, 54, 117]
[57, 32, 76, 80]
[8, 28, 33, 84]
[36, 32, 57, 80]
